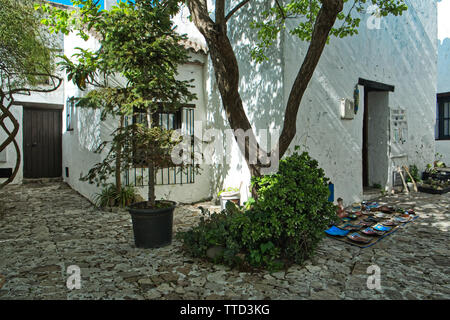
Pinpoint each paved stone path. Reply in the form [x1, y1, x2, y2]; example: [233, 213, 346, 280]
[0, 182, 448, 300]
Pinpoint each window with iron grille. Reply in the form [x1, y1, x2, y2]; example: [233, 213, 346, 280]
[124, 106, 195, 186]
[436, 94, 450, 140]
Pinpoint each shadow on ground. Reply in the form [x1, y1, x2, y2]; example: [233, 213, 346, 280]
[0, 182, 448, 300]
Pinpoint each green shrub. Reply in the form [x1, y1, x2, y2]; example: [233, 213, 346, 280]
[177, 149, 337, 271]
[94, 184, 138, 208]
[406, 164, 421, 183]
[217, 187, 240, 198]
[94, 184, 117, 208]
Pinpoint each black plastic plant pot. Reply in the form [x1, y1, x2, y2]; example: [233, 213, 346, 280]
[128, 201, 176, 248]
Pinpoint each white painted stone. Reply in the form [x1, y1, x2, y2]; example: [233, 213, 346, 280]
[206, 0, 437, 206]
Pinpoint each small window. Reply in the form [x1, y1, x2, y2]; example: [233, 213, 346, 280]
[124, 106, 195, 186]
[436, 94, 450, 140]
[130, 108, 183, 168]
[66, 97, 76, 131]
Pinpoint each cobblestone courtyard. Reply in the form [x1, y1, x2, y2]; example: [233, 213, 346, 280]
[0, 182, 448, 300]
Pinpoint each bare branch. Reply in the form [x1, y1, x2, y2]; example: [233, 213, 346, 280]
[275, 0, 286, 20]
[0, 94, 19, 154]
[0, 119, 20, 189]
[225, 0, 251, 22]
[7, 74, 62, 96]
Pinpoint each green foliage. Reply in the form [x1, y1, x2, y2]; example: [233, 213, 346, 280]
[38, 0, 196, 115]
[178, 149, 337, 271]
[94, 183, 117, 208]
[94, 183, 138, 208]
[406, 164, 421, 183]
[116, 185, 139, 207]
[250, 0, 408, 62]
[217, 187, 240, 198]
[38, 0, 196, 205]
[372, 183, 382, 189]
[80, 124, 183, 185]
[0, 0, 57, 89]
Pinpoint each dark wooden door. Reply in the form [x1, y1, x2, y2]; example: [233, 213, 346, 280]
[23, 107, 62, 178]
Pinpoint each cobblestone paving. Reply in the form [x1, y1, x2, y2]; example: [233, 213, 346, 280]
[0, 182, 448, 300]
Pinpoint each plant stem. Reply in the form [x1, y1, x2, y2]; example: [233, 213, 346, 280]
[115, 115, 124, 196]
[148, 162, 156, 207]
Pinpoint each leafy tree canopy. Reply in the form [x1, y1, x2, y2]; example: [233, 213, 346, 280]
[39, 0, 196, 116]
[37, 0, 197, 206]
[0, 0, 57, 89]
[249, 0, 408, 62]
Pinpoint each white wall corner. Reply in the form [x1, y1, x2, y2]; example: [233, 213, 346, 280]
[0, 149, 6, 162]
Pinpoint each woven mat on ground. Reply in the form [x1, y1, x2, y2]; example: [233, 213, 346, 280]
[326, 214, 419, 248]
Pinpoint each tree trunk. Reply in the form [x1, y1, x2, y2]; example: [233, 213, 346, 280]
[0, 93, 19, 154]
[0, 92, 21, 189]
[115, 115, 124, 195]
[147, 162, 156, 207]
[187, 0, 343, 179]
[187, 1, 264, 178]
[277, 0, 344, 157]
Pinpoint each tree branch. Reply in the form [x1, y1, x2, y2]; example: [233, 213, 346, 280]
[225, 0, 251, 22]
[6, 74, 62, 96]
[0, 93, 19, 153]
[216, 0, 225, 24]
[277, 0, 344, 157]
[0, 119, 20, 189]
[186, 0, 215, 35]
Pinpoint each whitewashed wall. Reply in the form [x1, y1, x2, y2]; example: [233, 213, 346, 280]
[436, 7, 450, 164]
[62, 30, 212, 204]
[438, 39, 450, 93]
[204, 0, 437, 205]
[436, 141, 450, 164]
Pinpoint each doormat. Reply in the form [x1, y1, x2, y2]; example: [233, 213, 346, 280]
[325, 212, 419, 248]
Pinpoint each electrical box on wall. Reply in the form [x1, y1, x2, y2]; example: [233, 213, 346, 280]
[340, 98, 355, 120]
[0, 149, 6, 163]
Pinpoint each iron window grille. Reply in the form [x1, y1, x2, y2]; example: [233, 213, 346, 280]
[436, 94, 450, 140]
[123, 106, 195, 186]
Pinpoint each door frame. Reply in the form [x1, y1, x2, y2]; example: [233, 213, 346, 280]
[359, 78, 395, 188]
[21, 102, 63, 179]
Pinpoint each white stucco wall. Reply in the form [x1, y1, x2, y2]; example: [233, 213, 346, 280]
[61, 30, 212, 204]
[204, 0, 437, 205]
[436, 1, 450, 164]
[436, 141, 450, 164]
[438, 39, 450, 93]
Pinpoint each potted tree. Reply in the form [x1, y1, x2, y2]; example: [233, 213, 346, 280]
[121, 124, 186, 248]
[42, 0, 196, 247]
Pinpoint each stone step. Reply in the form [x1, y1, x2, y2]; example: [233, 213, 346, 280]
[22, 177, 63, 184]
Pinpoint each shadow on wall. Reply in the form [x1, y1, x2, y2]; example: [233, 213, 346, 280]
[207, 1, 285, 198]
[76, 106, 103, 153]
[438, 38, 450, 93]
